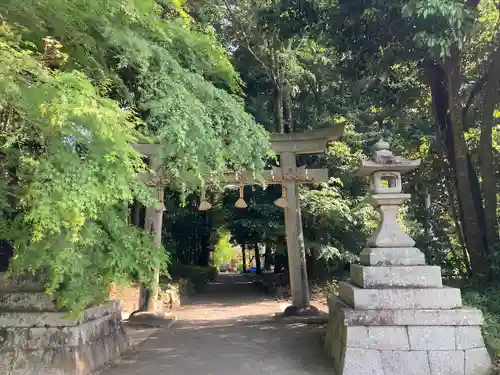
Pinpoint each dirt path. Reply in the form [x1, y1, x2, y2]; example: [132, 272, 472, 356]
[102, 273, 335, 375]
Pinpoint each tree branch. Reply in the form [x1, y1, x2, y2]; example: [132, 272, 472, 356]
[221, 0, 272, 78]
[462, 72, 488, 128]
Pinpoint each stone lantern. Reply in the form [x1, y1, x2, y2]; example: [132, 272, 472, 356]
[362, 140, 420, 250]
[324, 141, 492, 375]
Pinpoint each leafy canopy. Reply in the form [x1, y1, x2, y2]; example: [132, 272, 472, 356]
[0, 0, 270, 314]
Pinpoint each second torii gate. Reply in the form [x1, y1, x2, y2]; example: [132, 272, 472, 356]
[134, 125, 344, 316]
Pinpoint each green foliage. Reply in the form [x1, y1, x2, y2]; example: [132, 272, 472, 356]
[401, 0, 474, 56]
[169, 263, 218, 290]
[212, 230, 236, 266]
[1, 0, 270, 184]
[463, 284, 500, 356]
[0, 0, 270, 314]
[0, 31, 167, 315]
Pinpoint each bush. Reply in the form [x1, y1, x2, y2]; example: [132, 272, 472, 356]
[463, 284, 500, 357]
[176, 278, 196, 297]
[169, 263, 218, 291]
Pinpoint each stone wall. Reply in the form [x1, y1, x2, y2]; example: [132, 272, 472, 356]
[0, 301, 129, 375]
[0, 273, 129, 374]
[109, 283, 142, 315]
[109, 282, 181, 316]
[325, 297, 491, 375]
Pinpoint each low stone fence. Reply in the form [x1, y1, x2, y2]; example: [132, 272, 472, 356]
[109, 282, 181, 317]
[0, 272, 129, 375]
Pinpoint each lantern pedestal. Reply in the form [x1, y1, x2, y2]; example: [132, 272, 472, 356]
[325, 293, 490, 375]
[325, 262, 491, 375]
[324, 141, 491, 375]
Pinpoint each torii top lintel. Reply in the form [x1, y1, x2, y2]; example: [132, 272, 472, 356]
[133, 125, 344, 157]
[271, 126, 344, 155]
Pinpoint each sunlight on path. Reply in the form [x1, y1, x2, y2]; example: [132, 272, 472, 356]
[101, 274, 335, 375]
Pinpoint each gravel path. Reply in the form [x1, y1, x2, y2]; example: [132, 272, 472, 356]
[102, 273, 335, 375]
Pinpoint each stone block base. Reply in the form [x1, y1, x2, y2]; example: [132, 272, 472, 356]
[339, 282, 462, 310]
[0, 301, 130, 375]
[325, 297, 492, 375]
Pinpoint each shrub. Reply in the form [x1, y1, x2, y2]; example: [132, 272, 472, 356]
[169, 263, 218, 291]
[463, 284, 500, 357]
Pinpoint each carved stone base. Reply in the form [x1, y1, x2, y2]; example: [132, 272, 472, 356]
[0, 301, 129, 375]
[282, 304, 320, 317]
[0, 273, 129, 374]
[325, 296, 492, 375]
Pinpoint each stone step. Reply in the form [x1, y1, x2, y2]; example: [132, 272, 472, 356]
[328, 296, 483, 326]
[325, 296, 491, 375]
[0, 301, 120, 327]
[360, 247, 426, 266]
[0, 292, 58, 312]
[0, 313, 123, 351]
[0, 302, 129, 375]
[338, 282, 462, 310]
[350, 264, 443, 289]
[0, 272, 46, 292]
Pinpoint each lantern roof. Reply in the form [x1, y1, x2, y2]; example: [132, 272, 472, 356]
[355, 140, 421, 177]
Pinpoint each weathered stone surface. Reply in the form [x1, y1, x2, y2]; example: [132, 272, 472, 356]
[82, 301, 121, 322]
[0, 301, 119, 328]
[408, 326, 456, 350]
[346, 326, 409, 350]
[325, 142, 490, 375]
[465, 348, 492, 375]
[365, 197, 416, 248]
[328, 296, 483, 326]
[339, 282, 462, 310]
[360, 247, 426, 266]
[381, 351, 430, 375]
[428, 351, 464, 375]
[0, 301, 129, 375]
[1, 324, 129, 375]
[350, 264, 442, 288]
[330, 325, 346, 375]
[326, 296, 491, 375]
[0, 272, 47, 292]
[0, 313, 123, 351]
[456, 326, 485, 350]
[0, 311, 75, 328]
[0, 291, 58, 311]
[341, 348, 384, 375]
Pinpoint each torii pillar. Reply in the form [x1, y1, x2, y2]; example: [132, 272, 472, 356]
[271, 127, 344, 316]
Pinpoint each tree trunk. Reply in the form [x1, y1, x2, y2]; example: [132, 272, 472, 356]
[132, 200, 141, 227]
[254, 243, 262, 274]
[283, 83, 293, 133]
[0, 240, 13, 273]
[264, 243, 272, 271]
[140, 206, 153, 310]
[241, 244, 247, 273]
[147, 200, 164, 313]
[424, 58, 488, 275]
[273, 83, 284, 134]
[197, 211, 211, 267]
[443, 161, 472, 277]
[479, 45, 500, 269]
[274, 238, 287, 273]
[445, 53, 487, 273]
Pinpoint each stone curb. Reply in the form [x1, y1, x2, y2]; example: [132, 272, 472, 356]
[274, 312, 328, 325]
[0, 301, 120, 328]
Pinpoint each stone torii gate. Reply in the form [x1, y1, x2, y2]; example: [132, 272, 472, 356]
[134, 125, 344, 316]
